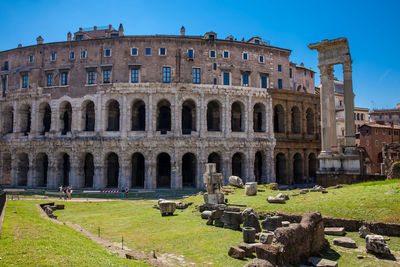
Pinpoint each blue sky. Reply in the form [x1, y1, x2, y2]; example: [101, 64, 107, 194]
[0, 0, 398, 109]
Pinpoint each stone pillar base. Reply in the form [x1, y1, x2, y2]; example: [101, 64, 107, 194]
[317, 152, 360, 175]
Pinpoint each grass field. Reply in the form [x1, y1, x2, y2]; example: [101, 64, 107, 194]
[51, 179, 400, 266]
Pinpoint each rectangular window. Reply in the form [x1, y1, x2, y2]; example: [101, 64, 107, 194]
[104, 49, 111, 57]
[376, 140, 379, 147]
[259, 56, 264, 63]
[61, 72, 68, 85]
[51, 53, 56, 61]
[88, 71, 95, 84]
[379, 114, 383, 119]
[76, 35, 83, 40]
[375, 129, 378, 134]
[261, 75, 267, 89]
[278, 64, 282, 72]
[29, 56, 34, 63]
[81, 51, 86, 59]
[389, 114, 392, 119]
[209, 34, 215, 40]
[131, 69, 139, 83]
[209, 50, 216, 58]
[193, 68, 200, 84]
[22, 74, 28, 88]
[289, 68, 292, 78]
[47, 73, 53, 87]
[159, 48, 166, 55]
[223, 51, 229, 58]
[242, 53, 248, 60]
[163, 67, 171, 83]
[187, 49, 194, 59]
[242, 73, 249, 86]
[145, 48, 151, 55]
[255, 39, 260, 44]
[131, 48, 138, 56]
[213, 78, 217, 85]
[103, 69, 111, 83]
[304, 70, 306, 76]
[278, 79, 283, 89]
[70, 52, 75, 60]
[311, 72, 314, 78]
[223, 72, 230, 85]
[213, 63, 217, 70]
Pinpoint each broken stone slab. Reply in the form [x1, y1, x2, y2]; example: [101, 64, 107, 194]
[229, 176, 244, 188]
[281, 221, 290, 227]
[245, 182, 258, 196]
[204, 192, 224, 205]
[267, 196, 286, 204]
[228, 246, 245, 259]
[238, 242, 255, 257]
[365, 235, 391, 257]
[243, 227, 256, 243]
[244, 258, 274, 267]
[300, 189, 309, 194]
[324, 227, 345, 236]
[276, 193, 289, 200]
[333, 237, 357, 248]
[207, 208, 225, 227]
[261, 216, 282, 231]
[259, 232, 274, 244]
[290, 192, 299, 197]
[201, 210, 212, 219]
[175, 202, 188, 209]
[242, 208, 261, 232]
[222, 211, 243, 230]
[158, 201, 176, 216]
[308, 257, 338, 267]
[359, 225, 371, 238]
[255, 244, 283, 266]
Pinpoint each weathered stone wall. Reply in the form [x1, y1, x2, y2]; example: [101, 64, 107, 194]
[316, 173, 385, 188]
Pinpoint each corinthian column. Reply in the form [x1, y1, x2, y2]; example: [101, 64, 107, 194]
[343, 61, 356, 153]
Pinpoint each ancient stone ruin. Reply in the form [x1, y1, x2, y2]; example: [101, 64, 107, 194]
[203, 163, 224, 205]
[39, 202, 64, 219]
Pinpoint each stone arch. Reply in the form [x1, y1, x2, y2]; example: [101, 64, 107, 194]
[61, 153, 70, 186]
[106, 152, 119, 188]
[157, 152, 171, 188]
[207, 100, 221, 131]
[182, 153, 196, 187]
[2, 106, 13, 134]
[253, 103, 265, 132]
[273, 104, 285, 133]
[19, 103, 31, 135]
[17, 153, 29, 186]
[231, 101, 244, 132]
[84, 153, 94, 188]
[59, 101, 72, 135]
[131, 152, 145, 188]
[39, 102, 51, 135]
[275, 153, 287, 184]
[293, 153, 303, 184]
[208, 152, 222, 173]
[156, 99, 171, 133]
[82, 100, 95, 131]
[182, 99, 196, 134]
[291, 106, 301, 134]
[308, 153, 317, 180]
[1, 152, 11, 185]
[131, 100, 146, 131]
[306, 108, 315, 134]
[254, 151, 264, 184]
[106, 99, 120, 131]
[34, 152, 48, 187]
[232, 152, 245, 181]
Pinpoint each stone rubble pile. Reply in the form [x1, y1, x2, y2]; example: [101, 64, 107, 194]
[40, 202, 65, 219]
[365, 235, 391, 257]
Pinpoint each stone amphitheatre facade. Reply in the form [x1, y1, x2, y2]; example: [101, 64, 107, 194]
[0, 24, 320, 190]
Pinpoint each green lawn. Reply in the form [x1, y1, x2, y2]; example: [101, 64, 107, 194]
[0, 200, 146, 266]
[53, 179, 400, 266]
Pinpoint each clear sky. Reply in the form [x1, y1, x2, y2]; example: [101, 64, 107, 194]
[0, 0, 398, 109]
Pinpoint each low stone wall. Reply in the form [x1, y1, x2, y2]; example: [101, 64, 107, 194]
[277, 212, 400, 237]
[0, 192, 7, 238]
[316, 173, 386, 188]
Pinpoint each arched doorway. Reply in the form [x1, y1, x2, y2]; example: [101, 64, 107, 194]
[2, 106, 13, 134]
[182, 153, 196, 187]
[82, 101, 95, 131]
[232, 153, 244, 181]
[208, 152, 221, 173]
[131, 153, 145, 188]
[19, 104, 31, 135]
[273, 105, 284, 133]
[1, 153, 11, 185]
[62, 153, 70, 186]
[107, 100, 120, 131]
[275, 153, 286, 184]
[60, 102, 72, 135]
[157, 100, 171, 133]
[84, 153, 94, 188]
[207, 100, 221, 131]
[39, 102, 51, 135]
[253, 103, 265, 132]
[157, 153, 171, 188]
[106, 153, 119, 188]
[182, 100, 196, 134]
[293, 153, 303, 184]
[291, 106, 301, 134]
[308, 153, 317, 180]
[35, 153, 48, 187]
[131, 100, 146, 131]
[254, 151, 263, 184]
[306, 108, 315, 134]
[17, 153, 29, 186]
[231, 102, 243, 132]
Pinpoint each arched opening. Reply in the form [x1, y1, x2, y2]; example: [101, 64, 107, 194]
[17, 153, 29, 186]
[62, 153, 70, 186]
[308, 153, 317, 180]
[254, 151, 263, 183]
[19, 104, 31, 135]
[157, 153, 171, 188]
[232, 152, 245, 181]
[1, 153, 11, 185]
[131, 153, 145, 188]
[157, 100, 171, 133]
[35, 153, 48, 187]
[182, 100, 196, 134]
[273, 105, 285, 133]
[107, 100, 120, 131]
[253, 103, 265, 132]
[60, 102, 72, 135]
[106, 153, 119, 188]
[231, 101, 244, 132]
[207, 100, 221, 131]
[306, 108, 315, 134]
[182, 153, 196, 187]
[208, 152, 222, 173]
[131, 100, 146, 131]
[291, 106, 301, 134]
[84, 153, 94, 188]
[293, 153, 303, 184]
[39, 103, 51, 135]
[275, 153, 286, 184]
[2, 106, 13, 134]
[82, 100, 95, 131]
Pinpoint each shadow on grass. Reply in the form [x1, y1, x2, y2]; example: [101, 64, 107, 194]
[320, 246, 342, 262]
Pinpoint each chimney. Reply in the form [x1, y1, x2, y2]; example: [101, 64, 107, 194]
[108, 24, 112, 31]
[36, 36, 44, 45]
[180, 26, 185, 36]
[94, 26, 97, 31]
[67, 32, 72, 41]
[118, 23, 124, 36]
[79, 27, 83, 32]
[18, 43, 22, 48]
